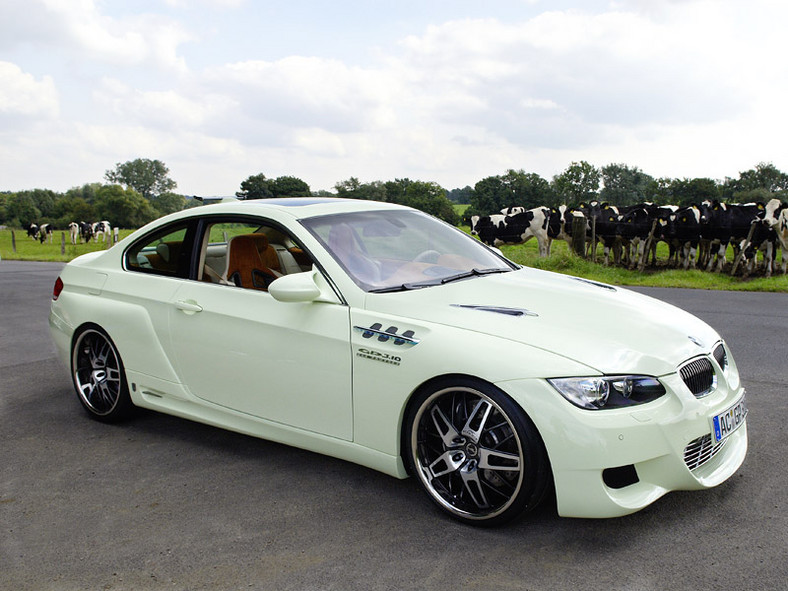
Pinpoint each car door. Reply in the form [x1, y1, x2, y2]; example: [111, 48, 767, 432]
[166, 219, 353, 440]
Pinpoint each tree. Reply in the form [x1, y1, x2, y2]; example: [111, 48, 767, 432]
[447, 186, 474, 204]
[661, 178, 720, 206]
[94, 185, 158, 228]
[383, 179, 459, 225]
[2, 193, 40, 227]
[270, 176, 311, 197]
[22, 188, 60, 218]
[150, 192, 187, 216]
[105, 159, 177, 200]
[722, 162, 788, 199]
[334, 177, 387, 201]
[470, 175, 508, 216]
[236, 173, 273, 200]
[600, 164, 657, 207]
[468, 170, 554, 215]
[65, 183, 101, 204]
[500, 169, 554, 209]
[54, 195, 95, 226]
[551, 161, 600, 204]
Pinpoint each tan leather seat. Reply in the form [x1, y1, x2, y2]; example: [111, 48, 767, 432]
[225, 235, 278, 290]
[244, 233, 282, 274]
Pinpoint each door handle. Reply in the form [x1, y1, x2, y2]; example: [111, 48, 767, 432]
[175, 299, 203, 313]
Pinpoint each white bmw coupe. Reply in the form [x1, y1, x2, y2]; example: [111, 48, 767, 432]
[49, 198, 748, 525]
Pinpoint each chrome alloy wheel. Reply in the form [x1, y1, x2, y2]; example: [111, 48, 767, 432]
[410, 386, 526, 522]
[72, 328, 126, 418]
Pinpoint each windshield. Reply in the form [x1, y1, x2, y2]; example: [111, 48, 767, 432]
[302, 209, 515, 292]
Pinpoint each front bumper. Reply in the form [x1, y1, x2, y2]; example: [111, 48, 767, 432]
[499, 368, 748, 518]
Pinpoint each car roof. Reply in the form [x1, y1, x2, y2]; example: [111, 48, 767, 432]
[189, 197, 408, 220]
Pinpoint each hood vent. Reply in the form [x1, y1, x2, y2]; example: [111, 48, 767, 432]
[451, 304, 538, 318]
[570, 277, 617, 292]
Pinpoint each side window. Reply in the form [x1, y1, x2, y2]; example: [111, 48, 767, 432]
[198, 219, 315, 291]
[126, 223, 192, 278]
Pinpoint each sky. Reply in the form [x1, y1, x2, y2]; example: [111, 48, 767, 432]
[1, 0, 787, 197]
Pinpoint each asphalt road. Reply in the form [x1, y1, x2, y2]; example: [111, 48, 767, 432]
[1, 260, 786, 591]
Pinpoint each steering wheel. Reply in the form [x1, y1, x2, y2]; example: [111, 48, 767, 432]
[413, 249, 441, 264]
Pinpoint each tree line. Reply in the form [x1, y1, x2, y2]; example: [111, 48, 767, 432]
[2, 158, 786, 231]
[462, 161, 788, 219]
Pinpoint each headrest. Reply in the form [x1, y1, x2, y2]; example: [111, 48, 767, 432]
[234, 233, 270, 253]
[156, 242, 170, 262]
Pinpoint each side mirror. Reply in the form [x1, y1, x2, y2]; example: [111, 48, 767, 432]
[269, 270, 339, 304]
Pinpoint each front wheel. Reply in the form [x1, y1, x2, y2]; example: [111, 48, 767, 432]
[405, 378, 550, 526]
[71, 325, 135, 422]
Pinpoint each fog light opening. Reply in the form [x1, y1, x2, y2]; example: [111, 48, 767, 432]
[603, 465, 640, 489]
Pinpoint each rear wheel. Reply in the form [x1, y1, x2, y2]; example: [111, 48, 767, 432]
[405, 378, 549, 526]
[71, 326, 134, 422]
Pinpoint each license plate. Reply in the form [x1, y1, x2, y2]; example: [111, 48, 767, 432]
[712, 394, 747, 444]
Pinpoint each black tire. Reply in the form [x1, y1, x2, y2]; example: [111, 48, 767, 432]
[71, 325, 135, 422]
[404, 377, 550, 526]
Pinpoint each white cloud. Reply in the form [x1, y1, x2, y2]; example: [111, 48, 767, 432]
[2, 0, 788, 195]
[92, 78, 234, 130]
[0, 61, 58, 117]
[0, 0, 191, 70]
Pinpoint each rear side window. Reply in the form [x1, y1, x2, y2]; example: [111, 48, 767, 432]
[125, 222, 193, 278]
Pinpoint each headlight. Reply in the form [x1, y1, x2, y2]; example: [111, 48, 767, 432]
[548, 376, 666, 410]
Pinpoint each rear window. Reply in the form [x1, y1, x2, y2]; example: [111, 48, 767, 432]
[125, 222, 192, 278]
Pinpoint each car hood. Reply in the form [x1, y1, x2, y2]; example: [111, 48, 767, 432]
[365, 268, 719, 377]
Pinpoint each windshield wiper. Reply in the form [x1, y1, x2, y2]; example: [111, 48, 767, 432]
[440, 267, 511, 285]
[368, 282, 433, 293]
[369, 268, 511, 293]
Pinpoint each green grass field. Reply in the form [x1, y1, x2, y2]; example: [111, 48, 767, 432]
[497, 233, 788, 292]
[0, 228, 135, 263]
[2, 226, 786, 292]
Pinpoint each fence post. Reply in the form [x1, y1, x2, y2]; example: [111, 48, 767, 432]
[590, 217, 597, 261]
[638, 219, 659, 272]
[11, 230, 16, 253]
[61, 232, 66, 255]
[730, 221, 758, 276]
[571, 215, 586, 257]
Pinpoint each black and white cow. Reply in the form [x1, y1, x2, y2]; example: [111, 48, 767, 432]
[697, 200, 731, 272]
[660, 206, 703, 269]
[68, 222, 80, 245]
[576, 201, 623, 265]
[471, 208, 553, 256]
[726, 202, 767, 268]
[616, 207, 658, 269]
[547, 205, 580, 247]
[738, 219, 777, 277]
[763, 198, 788, 274]
[79, 221, 93, 243]
[37, 223, 54, 244]
[470, 214, 507, 246]
[92, 220, 111, 243]
[27, 223, 39, 240]
[500, 206, 526, 216]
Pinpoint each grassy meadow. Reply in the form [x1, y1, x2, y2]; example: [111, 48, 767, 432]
[498, 237, 788, 293]
[0, 228, 135, 263]
[449, 203, 788, 292]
